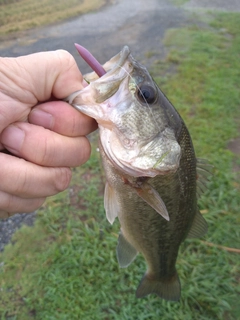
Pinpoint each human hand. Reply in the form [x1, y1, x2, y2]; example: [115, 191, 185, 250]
[0, 50, 97, 218]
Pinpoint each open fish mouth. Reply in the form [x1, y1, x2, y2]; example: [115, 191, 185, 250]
[75, 44, 132, 84]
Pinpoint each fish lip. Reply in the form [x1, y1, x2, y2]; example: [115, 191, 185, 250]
[100, 125, 181, 179]
[102, 127, 182, 178]
[114, 161, 179, 178]
[84, 46, 131, 82]
[104, 149, 180, 178]
[123, 163, 180, 178]
[104, 46, 131, 74]
[115, 46, 131, 69]
[65, 47, 133, 133]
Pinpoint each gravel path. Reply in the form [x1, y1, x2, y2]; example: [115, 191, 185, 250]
[0, 213, 36, 252]
[0, 0, 239, 252]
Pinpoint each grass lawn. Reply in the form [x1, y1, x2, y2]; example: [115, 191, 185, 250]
[0, 0, 106, 38]
[0, 11, 240, 320]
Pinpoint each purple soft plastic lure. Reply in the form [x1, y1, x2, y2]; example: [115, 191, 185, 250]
[74, 43, 106, 77]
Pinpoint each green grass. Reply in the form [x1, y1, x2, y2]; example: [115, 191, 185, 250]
[0, 12, 240, 320]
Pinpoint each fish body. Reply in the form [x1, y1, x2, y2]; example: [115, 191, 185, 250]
[66, 46, 208, 301]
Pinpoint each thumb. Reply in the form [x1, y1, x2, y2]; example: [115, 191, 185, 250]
[14, 49, 85, 101]
[0, 50, 84, 133]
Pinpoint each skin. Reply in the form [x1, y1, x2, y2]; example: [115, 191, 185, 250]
[0, 50, 97, 218]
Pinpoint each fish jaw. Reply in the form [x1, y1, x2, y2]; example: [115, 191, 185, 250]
[66, 46, 133, 131]
[99, 125, 181, 178]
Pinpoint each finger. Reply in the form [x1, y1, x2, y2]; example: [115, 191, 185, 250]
[28, 100, 98, 136]
[1, 122, 91, 167]
[0, 153, 72, 198]
[0, 192, 46, 216]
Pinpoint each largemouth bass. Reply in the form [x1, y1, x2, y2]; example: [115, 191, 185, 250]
[66, 45, 210, 301]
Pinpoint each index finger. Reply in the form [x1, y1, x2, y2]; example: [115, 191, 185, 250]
[28, 100, 98, 137]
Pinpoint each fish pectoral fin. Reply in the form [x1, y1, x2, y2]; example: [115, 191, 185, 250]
[117, 231, 138, 268]
[136, 271, 181, 301]
[187, 209, 208, 238]
[104, 182, 120, 225]
[135, 183, 170, 221]
[196, 158, 214, 198]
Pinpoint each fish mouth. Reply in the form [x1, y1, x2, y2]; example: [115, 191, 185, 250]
[101, 128, 181, 178]
[103, 148, 181, 178]
[116, 161, 179, 178]
[109, 150, 181, 178]
[65, 46, 133, 126]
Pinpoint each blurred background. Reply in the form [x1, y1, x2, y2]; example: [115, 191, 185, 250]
[0, 0, 239, 319]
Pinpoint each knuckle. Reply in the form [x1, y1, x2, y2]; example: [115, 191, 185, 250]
[37, 136, 51, 164]
[55, 50, 76, 71]
[33, 134, 55, 166]
[10, 159, 29, 194]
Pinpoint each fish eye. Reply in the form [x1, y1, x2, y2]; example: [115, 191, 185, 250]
[137, 85, 156, 104]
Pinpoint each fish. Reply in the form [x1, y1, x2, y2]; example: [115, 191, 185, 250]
[65, 45, 211, 301]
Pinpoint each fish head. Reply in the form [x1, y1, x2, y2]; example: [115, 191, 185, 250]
[67, 46, 182, 177]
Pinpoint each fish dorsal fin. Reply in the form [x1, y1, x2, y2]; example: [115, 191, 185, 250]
[117, 231, 138, 268]
[187, 210, 208, 238]
[196, 158, 213, 198]
[104, 182, 120, 225]
[135, 183, 170, 221]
